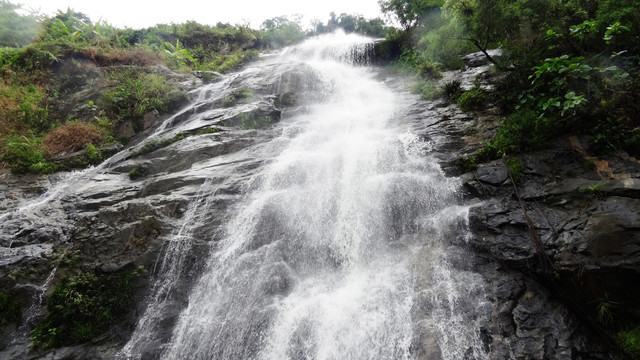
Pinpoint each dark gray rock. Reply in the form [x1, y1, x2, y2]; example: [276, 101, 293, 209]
[476, 162, 509, 185]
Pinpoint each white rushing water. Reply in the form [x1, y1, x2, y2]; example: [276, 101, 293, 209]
[121, 31, 489, 359]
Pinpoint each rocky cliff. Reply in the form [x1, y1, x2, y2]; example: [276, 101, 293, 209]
[0, 50, 638, 359]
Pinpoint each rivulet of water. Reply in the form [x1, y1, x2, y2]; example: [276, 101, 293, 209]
[117, 31, 489, 359]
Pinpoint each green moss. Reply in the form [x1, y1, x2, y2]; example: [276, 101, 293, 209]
[195, 127, 220, 135]
[32, 268, 144, 348]
[507, 157, 523, 183]
[128, 167, 147, 180]
[221, 87, 252, 107]
[0, 292, 21, 327]
[276, 92, 297, 108]
[617, 326, 640, 359]
[129, 133, 186, 158]
[236, 112, 275, 130]
[455, 155, 478, 172]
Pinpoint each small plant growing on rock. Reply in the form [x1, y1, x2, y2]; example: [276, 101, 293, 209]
[410, 80, 443, 100]
[195, 127, 220, 135]
[84, 143, 102, 165]
[455, 155, 477, 172]
[617, 326, 640, 358]
[0, 292, 21, 327]
[443, 79, 462, 101]
[507, 157, 523, 183]
[2, 135, 57, 174]
[31, 268, 144, 348]
[457, 87, 487, 111]
[128, 167, 147, 180]
[221, 88, 252, 107]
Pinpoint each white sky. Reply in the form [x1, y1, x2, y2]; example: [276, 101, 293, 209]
[16, 0, 386, 29]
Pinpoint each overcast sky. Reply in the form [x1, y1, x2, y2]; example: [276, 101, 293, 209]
[16, 0, 385, 29]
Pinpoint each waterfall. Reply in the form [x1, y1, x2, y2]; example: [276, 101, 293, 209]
[120, 31, 489, 359]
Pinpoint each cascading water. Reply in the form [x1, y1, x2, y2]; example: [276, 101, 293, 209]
[120, 31, 490, 359]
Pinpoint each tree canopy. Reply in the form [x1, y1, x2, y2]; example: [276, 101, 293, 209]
[379, 0, 444, 29]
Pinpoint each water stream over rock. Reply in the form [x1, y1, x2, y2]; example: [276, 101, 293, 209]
[115, 32, 489, 359]
[3, 32, 618, 360]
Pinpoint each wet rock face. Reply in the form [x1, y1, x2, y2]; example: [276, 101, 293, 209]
[0, 57, 299, 359]
[1, 48, 636, 359]
[420, 52, 638, 359]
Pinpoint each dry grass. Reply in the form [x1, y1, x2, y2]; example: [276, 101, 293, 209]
[42, 122, 104, 158]
[80, 47, 162, 67]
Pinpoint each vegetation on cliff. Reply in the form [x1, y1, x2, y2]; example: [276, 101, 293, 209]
[31, 267, 144, 348]
[0, 2, 389, 175]
[379, 0, 640, 357]
[380, 0, 639, 161]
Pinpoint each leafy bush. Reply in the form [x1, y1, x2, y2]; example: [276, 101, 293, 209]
[0, 81, 50, 134]
[457, 88, 487, 111]
[32, 268, 143, 348]
[417, 60, 442, 79]
[103, 69, 174, 123]
[617, 326, 640, 359]
[478, 110, 552, 161]
[83, 143, 102, 165]
[2, 135, 57, 174]
[443, 79, 462, 101]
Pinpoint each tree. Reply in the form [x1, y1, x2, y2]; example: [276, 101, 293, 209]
[260, 16, 305, 48]
[379, 0, 445, 29]
[0, 0, 39, 47]
[444, 0, 520, 63]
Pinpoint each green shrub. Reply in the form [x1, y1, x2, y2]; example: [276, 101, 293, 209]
[32, 268, 144, 348]
[410, 80, 443, 100]
[624, 129, 640, 157]
[260, 18, 305, 48]
[103, 69, 174, 122]
[0, 82, 50, 134]
[457, 88, 487, 111]
[417, 60, 442, 79]
[84, 143, 102, 165]
[617, 326, 640, 359]
[478, 110, 551, 161]
[443, 79, 462, 101]
[2, 135, 57, 174]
